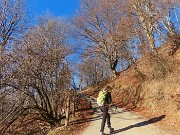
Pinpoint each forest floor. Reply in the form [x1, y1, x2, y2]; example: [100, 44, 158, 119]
[47, 98, 93, 135]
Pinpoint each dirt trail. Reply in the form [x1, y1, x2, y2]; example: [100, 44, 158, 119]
[80, 96, 171, 135]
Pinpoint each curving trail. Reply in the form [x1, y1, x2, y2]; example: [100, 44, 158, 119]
[80, 96, 171, 135]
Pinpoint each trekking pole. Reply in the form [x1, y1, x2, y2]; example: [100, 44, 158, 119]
[109, 104, 118, 112]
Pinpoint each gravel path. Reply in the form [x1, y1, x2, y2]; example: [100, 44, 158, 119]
[80, 96, 171, 135]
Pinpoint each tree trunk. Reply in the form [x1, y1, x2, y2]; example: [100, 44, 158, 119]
[0, 103, 3, 121]
[146, 31, 157, 54]
[109, 58, 118, 79]
[0, 42, 6, 121]
[111, 69, 116, 79]
[65, 96, 70, 127]
[132, 2, 157, 54]
[72, 91, 76, 118]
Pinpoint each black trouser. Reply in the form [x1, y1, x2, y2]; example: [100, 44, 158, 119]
[100, 106, 111, 132]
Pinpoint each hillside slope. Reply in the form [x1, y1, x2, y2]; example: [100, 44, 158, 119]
[113, 44, 180, 134]
[83, 43, 180, 134]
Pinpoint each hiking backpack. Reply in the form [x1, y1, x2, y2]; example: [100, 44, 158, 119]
[105, 92, 112, 105]
[97, 90, 112, 106]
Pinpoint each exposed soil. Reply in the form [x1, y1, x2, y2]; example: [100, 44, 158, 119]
[68, 98, 94, 135]
[135, 107, 180, 135]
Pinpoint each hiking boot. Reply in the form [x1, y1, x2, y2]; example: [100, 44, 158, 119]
[109, 127, 114, 133]
[100, 131, 105, 135]
[100, 130, 106, 135]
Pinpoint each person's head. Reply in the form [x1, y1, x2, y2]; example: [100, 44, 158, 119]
[104, 85, 112, 92]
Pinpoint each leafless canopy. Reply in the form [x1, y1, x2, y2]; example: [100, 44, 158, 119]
[74, 0, 135, 78]
[0, 15, 74, 134]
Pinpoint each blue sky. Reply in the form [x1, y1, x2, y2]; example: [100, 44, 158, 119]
[28, 0, 80, 18]
[27, 0, 82, 85]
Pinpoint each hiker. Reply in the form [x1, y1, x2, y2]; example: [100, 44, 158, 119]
[97, 86, 114, 135]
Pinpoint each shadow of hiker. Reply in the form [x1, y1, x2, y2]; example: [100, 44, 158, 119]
[112, 115, 166, 134]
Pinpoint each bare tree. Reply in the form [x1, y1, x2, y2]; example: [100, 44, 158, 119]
[0, 15, 73, 134]
[78, 57, 110, 86]
[0, 0, 29, 124]
[74, 0, 134, 78]
[126, 0, 179, 53]
[0, 0, 28, 53]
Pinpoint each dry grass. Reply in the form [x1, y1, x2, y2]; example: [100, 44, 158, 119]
[81, 43, 180, 133]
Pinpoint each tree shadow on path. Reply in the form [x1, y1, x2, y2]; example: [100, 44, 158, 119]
[71, 115, 102, 126]
[110, 115, 166, 134]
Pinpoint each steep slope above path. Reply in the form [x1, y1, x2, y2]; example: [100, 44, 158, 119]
[81, 44, 180, 134]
